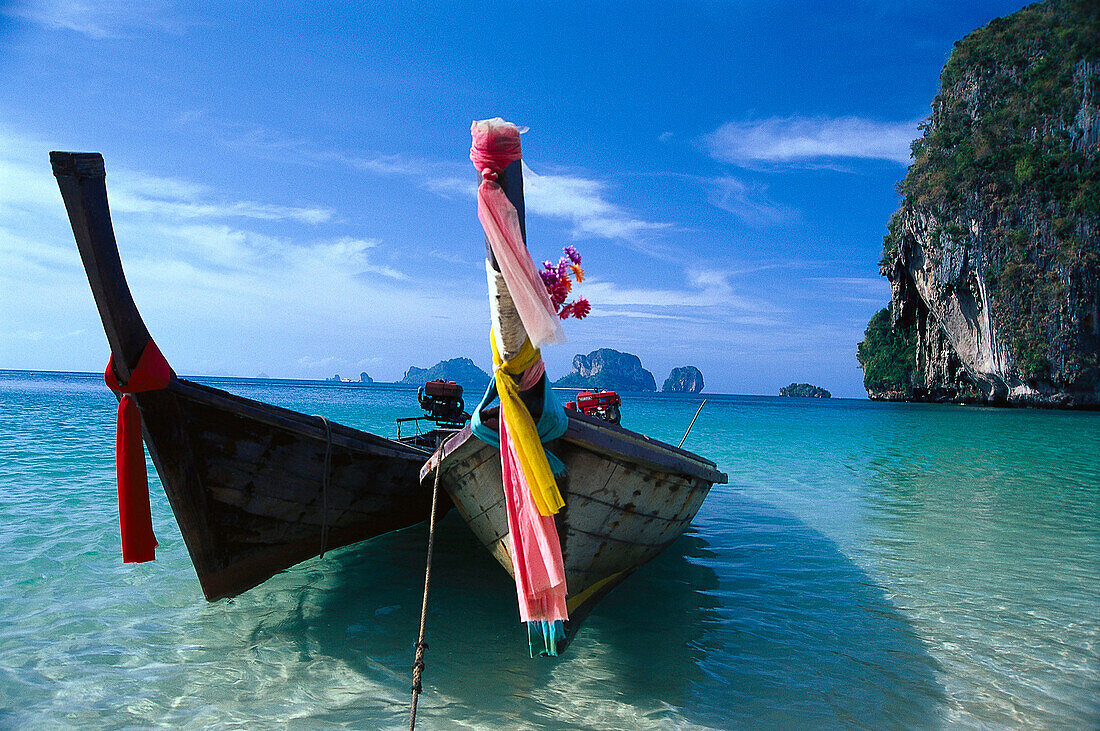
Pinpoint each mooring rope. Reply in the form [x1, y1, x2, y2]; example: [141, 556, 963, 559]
[409, 435, 445, 731]
[313, 414, 332, 558]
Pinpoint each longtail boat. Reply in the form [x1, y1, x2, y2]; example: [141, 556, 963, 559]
[421, 123, 727, 654]
[52, 152, 439, 601]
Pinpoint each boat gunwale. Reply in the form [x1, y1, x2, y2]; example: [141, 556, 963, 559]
[420, 410, 728, 485]
[168, 377, 430, 461]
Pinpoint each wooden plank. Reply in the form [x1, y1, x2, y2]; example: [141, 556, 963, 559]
[52, 153, 150, 382]
[172, 379, 426, 460]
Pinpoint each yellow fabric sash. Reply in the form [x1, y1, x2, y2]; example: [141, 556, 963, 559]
[491, 332, 564, 516]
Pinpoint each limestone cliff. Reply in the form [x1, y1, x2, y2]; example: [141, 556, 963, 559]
[662, 366, 705, 393]
[554, 349, 657, 391]
[870, 0, 1099, 408]
[400, 358, 490, 392]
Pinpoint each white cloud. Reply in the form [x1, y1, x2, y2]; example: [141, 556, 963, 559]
[4, 0, 186, 39]
[579, 271, 766, 312]
[0, 126, 458, 378]
[811, 276, 892, 304]
[583, 310, 692, 321]
[707, 176, 793, 227]
[706, 116, 920, 166]
[521, 162, 669, 241]
[170, 114, 669, 244]
[109, 171, 335, 224]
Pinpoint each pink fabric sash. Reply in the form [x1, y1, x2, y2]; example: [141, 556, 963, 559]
[499, 414, 568, 623]
[471, 119, 565, 349]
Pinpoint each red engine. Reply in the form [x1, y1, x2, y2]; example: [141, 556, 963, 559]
[418, 380, 466, 425]
[566, 390, 621, 424]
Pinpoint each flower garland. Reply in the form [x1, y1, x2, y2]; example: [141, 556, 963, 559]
[539, 245, 591, 320]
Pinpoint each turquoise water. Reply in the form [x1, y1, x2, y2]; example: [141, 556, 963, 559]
[1, 370, 1097, 728]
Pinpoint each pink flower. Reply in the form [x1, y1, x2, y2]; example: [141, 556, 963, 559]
[549, 280, 570, 306]
[540, 245, 591, 319]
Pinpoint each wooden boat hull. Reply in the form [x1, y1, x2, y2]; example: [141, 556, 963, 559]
[422, 409, 726, 644]
[52, 151, 440, 601]
[133, 378, 435, 600]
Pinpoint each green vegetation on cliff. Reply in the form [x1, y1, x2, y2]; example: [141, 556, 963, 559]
[871, 0, 1099, 404]
[899, 1, 1099, 217]
[857, 308, 918, 395]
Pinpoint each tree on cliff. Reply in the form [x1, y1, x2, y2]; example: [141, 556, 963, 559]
[857, 308, 918, 396]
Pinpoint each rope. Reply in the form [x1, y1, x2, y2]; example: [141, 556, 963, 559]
[313, 415, 332, 558]
[409, 435, 445, 731]
[486, 261, 526, 361]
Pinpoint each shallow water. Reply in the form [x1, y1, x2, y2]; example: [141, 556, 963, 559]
[0, 371, 1097, 728]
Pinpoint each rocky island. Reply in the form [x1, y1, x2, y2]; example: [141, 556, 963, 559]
[400, 357, 490, 392]
[780, 383, 831, 398]
[662, 366, 705, 393]
[858, 0, 1099, 408]
[553, 348, 657, 391]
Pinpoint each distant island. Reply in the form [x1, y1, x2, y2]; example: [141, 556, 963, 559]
[320, 372, 373, 384]
[553, 349, 657, 392]
[662, 366, 705, 393]
[780, 383, 831, 398]
[857, 0, 1099, 409]
[400, 357, 490, 392]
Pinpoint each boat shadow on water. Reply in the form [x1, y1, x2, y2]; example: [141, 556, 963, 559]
[227, 493, 944, 727]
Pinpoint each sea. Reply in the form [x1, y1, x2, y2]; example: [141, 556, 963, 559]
[0, 370, 1097, 729]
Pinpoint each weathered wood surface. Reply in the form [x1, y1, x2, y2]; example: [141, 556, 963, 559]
[427, 417, 725, 645]
[137, 381, 434, 600]
[52, 151, 440, 601]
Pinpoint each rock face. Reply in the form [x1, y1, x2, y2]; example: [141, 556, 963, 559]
[359, 372, 373, 384]
[780, 383, 831, 398]
[662, 366, 705, 393]
[553, 349, 657, 391]
[400, 357, 490, 392]
[865, 0, 1099, 408]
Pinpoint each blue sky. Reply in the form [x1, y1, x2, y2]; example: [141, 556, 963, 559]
[0, 1, 1028, 396]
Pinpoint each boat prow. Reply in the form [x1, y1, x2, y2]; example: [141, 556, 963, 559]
[52, 152, 441, 601]
[423, 408, 727, 650]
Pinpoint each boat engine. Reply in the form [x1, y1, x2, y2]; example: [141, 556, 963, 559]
[418, 379, 466, 427]
[566, 390, 621, 424]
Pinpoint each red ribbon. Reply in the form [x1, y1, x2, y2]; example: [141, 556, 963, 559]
[104, 340, 170, 563]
